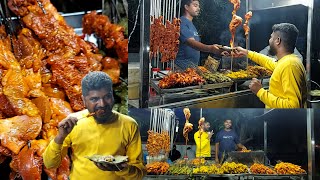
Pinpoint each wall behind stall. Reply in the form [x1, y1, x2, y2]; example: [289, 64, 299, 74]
[250, 5, 308, 59]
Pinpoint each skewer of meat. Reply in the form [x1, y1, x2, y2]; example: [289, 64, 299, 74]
[229, 0, 240, 15]
[243, 11, 252, 38]
[243, 11, 252, 68]
[59, 111, 102, 128]
[229, 15, 242, 71]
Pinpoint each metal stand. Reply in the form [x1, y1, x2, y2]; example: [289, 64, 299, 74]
[139, 0, 150, 108]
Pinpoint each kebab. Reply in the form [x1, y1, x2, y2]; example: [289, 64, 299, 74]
[149, 0, 181, 70]
[146, 109, 175, 157]
[58, 110, 104, 128]
[243, 11, 252, 39]
[229, 15, 243, 49]
[229, 0, 240, 15]
[182, 108, 193, 144]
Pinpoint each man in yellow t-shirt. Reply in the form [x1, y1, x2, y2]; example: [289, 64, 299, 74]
[194, 119, 213, 157]
[235, 23, 307, 108]
[43, 71, 146, 180]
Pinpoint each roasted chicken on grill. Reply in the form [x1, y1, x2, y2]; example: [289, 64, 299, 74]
[183, 108, 193, 143]
[229, 15, 243, 48]
[243, 11, 252, 37]
[229, 0, 240, 15]
[159, 68, 205, 89]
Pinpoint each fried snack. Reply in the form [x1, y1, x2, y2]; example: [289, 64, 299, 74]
[274, 162, 306, 174]
[191, 158, 206, 166]
[250, 163, 276, 174]
[226, 70, 249, 79]
[168, 165, 193, 175]
[146, 162, 169, 175]
[247, 66, 272, 77]
[198, 66, 210, 73]
[193, 164, 223, 174]
[241, 149, 251, 152]
[220, 162, 248, 174]
[201, 72, 232, 84]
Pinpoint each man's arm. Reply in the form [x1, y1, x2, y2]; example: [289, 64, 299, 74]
[43, 116, 77, 169]
[215, 142, 219, 163]
[115, 123, 146, 179]
[247, 51, 277, 71]
[256, 64, 305, 108]
[185, 38, 222, 54]
[234, 132, 246, 150]
[43, 136, 71, 169]
[234, 47, 277, 71]
[236, 143, 247, 150]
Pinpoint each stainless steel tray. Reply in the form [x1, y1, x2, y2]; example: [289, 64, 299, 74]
[151, 80, 233, 94]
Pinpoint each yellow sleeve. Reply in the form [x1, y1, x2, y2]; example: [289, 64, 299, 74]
[42, 135, 71, 169]
[256, 64, 303, 108]
[115, 122, 146, 179]
[248, 51, 277, 71]
[194, 132, 209, 150]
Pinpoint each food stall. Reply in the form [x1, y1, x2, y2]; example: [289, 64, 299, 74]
[128, 108, 311, 179]
[134, 0, 313, 108]
[0, 0, 128, 179]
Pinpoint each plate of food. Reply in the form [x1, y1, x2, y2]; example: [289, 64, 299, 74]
[86, 155, 128, 166]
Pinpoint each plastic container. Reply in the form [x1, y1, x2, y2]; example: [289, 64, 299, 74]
[128, 83, 140, 99]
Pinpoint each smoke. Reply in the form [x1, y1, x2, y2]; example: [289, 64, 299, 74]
[219, 29, 246, 47]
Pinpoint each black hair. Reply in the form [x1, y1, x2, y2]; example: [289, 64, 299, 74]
[181, 0, 199, 15]
[81, 71, 113, 96]
[224, 119, 232, 122]
[272, 23, 299, 53]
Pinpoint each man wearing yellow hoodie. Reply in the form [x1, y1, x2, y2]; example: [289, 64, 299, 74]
[235, 23, 307, 108]
[43, 71, 146, 180]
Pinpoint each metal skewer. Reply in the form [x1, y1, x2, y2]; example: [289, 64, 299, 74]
[36, 0, 47, 14]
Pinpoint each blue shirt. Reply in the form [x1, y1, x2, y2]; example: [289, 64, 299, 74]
[215, 129, 240, 158]
[175, 16, 200, 70]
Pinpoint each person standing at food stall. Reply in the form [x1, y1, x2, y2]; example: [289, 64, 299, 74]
[194, 118, 214, 158]
[175, 0, 224, 70]
[234, 23, 307, 108]
[215, 119, 246, 164]
[43, 71, 146, 180]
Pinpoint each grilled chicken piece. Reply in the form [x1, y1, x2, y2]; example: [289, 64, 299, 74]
[0, 115, 42, 154]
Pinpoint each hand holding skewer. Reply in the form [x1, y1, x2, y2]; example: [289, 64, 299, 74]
[55, 112, 96, 144]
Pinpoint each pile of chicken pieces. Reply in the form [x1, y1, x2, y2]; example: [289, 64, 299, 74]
[1, 0, 127, 179]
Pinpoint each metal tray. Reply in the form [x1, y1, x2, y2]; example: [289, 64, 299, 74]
[230, 76, 271, 83]
[145, 175, 190, 179]
[151, 80, 233, 94]
[150, 80, 201, 94]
